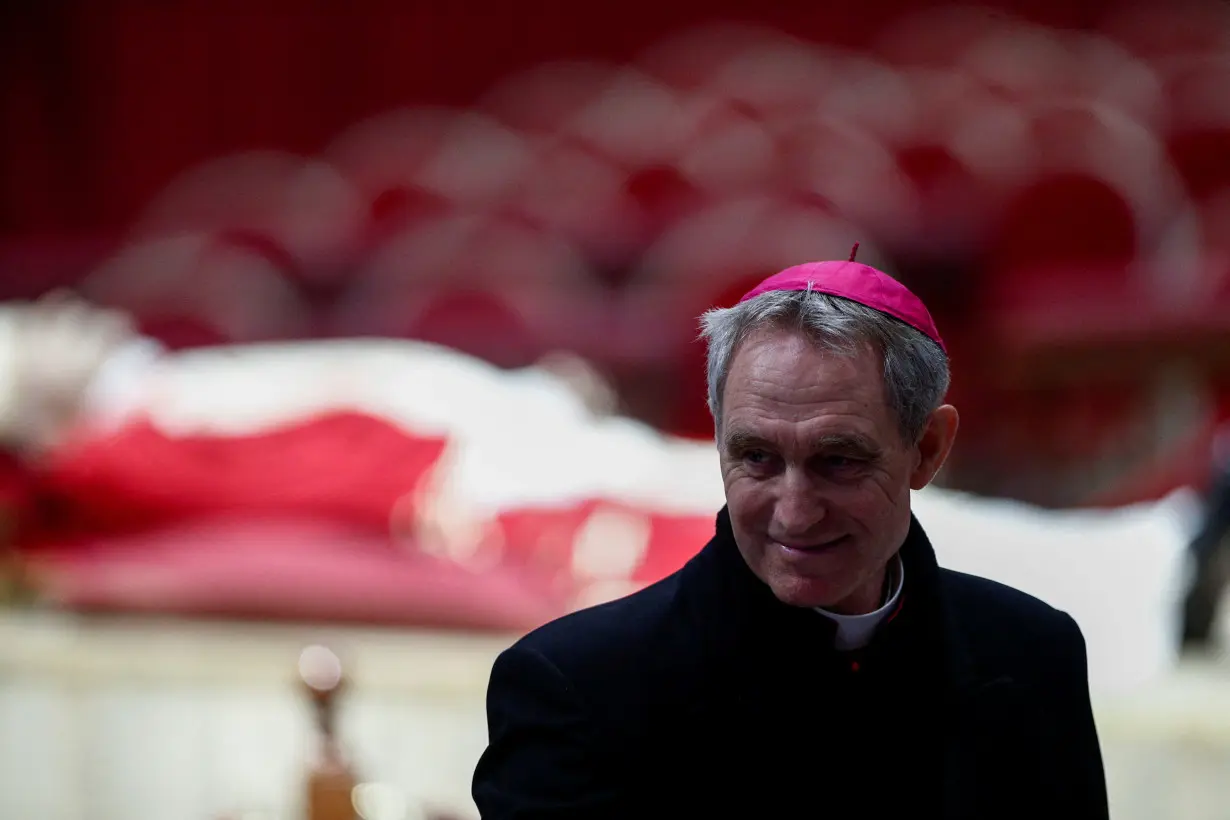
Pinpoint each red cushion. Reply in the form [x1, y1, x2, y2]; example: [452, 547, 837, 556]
[35, 516, 563, 631]
[495, 497, 713, 590]
[29, 410, 449, 540]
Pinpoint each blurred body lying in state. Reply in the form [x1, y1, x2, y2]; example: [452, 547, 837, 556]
[0, 294, 1191, 692]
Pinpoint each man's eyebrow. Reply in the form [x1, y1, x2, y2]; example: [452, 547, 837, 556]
[722, 430, 882, 459]
[722, 429, 771, 452]
[813, 434, 882, 458]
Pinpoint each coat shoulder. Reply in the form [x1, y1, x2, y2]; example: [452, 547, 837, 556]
[510, 569, 687, 688]
[939, 567, 1068, 624]
[938, 567, 1085, 677]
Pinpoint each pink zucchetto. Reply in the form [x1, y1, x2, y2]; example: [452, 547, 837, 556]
[737, 244, 946, 353]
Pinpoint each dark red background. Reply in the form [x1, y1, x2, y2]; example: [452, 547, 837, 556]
[0, 0, 1120, 239]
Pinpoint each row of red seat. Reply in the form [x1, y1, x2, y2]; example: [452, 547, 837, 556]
[11, 12, 1218, 452]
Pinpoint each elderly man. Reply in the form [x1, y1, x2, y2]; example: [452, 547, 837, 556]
[472, 256, 1108, 819]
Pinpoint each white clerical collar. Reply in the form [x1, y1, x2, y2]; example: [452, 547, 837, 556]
[814, 553, 904, 651]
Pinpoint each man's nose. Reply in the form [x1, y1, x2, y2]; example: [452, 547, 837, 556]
[772, 467, 825, 536]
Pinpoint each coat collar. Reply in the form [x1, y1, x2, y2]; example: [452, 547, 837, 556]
[678, 506, 1029, 820]
[679, 506, 1005, 696]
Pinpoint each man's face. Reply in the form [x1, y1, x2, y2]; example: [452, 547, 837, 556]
[719, 325, 954, 613]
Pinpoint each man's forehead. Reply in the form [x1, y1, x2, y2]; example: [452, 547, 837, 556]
[721, 327, 899, 444]
[727, 329, 882, 400]
[721, 373, 892, 435]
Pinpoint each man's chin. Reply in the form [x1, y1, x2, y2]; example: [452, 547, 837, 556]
[766, 575, 846, 610]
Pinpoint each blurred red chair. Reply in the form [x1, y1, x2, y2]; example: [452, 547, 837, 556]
[395, 289, 543, 369]
[363, 184, 453, 245]
[997, 99, 1182, 266]
[543, 70, 710, 273]
[634, 23, 795, 95]
[956, 23, 1069, 102]
[698, 37, 833, 123]
[1192, 196, 1230, 288]
[81, 232, 313, 348]
[1098, 3, 1230, 67]
[893, 140, 998, 258]
[816, 57, 918, 145]
[411, 112, 534, 210]
[900, 66, 1039, 188]
[619, 164, 707, 254]
[131, 151, 364, 286]
[771, 114, 918, 251]
[990, 173, 1140, 274]
[1160, 56, 1230, 201]
[672, 97, 779, 197]
[1168, 126, 1230, 202]
[560, 68, 690, 170]
[326, 107, 533, 256]
[873, 6, 1021, 70]
[955, 24, 1161, 123]
[504, 139, 644, 274]
[329, 214, 598, 368]
[977, 101, 1155, 357]
[1068, 37, 1162, 126]
[326, 107, 462, 199]
[478, 60, 616, 136]
[1153, 56, 1230, 297]
[324, 107, 462, 245]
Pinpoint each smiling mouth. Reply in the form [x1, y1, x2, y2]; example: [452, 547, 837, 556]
[776, 536, 850, 553]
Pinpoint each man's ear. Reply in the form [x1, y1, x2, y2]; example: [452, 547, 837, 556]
[909, 404, 959, 490]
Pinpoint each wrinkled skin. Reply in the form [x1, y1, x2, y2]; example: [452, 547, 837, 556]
[719, 325, 958, 613]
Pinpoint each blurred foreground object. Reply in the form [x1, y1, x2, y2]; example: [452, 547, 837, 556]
[0, 291, 142, 456]
[0, 518, 38, 607]
[0, 456, 33, 605]
[300, 645, 358, 820]
[0, 296, 574, 631]
[0, 610, 1226, 820]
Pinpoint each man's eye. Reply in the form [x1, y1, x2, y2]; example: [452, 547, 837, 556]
[821, 455, 861, 471]
[744, 450, 770, 466]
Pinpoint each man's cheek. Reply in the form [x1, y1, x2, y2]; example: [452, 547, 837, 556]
[864, 468, 906, 504]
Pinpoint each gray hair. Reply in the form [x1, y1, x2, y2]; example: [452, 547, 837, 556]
[699, 288, 950, 445]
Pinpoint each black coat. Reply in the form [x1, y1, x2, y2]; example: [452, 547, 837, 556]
[473, 507, 1109, 819]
